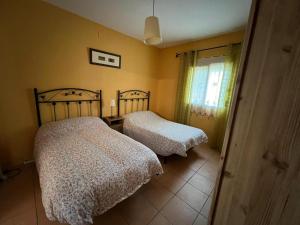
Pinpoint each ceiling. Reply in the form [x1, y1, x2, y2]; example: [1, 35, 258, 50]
[45, 0, 252, 48]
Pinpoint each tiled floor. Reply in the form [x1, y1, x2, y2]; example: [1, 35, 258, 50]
[0, 144, 219, 225]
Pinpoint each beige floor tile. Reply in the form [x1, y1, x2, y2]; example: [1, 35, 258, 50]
[0, 166, 37, 225]
[188, 174, 214, 195]
[154, 172, 186, 194]
[93, 207, 128, 225]
[210, 187, 215, 197]
[140, 179, 174, 210]
[0, 210, 37, 225]
[117, 193, 157, 225]
[194, 144, 219, 157]
[188, 160, 206, 172]
[166, 152, 206, 172]
[185, 150, 207, 171]
[163, 160, 189, 174]
[177, 183, 208, 212]
[193, 214, 208, 225]
[194, 146, 220, 165]
[164, 164, 196, 182]
[197, 162, 218, 182]
[207, 156, 220, 168]
[161, 196, 198, 225]
[149, 213, 172, 225]
[200, 197, 212, 218]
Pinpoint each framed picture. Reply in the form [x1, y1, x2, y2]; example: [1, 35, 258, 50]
[89, 48, 121, 69]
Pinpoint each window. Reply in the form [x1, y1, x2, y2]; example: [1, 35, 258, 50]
[190, 58, 225, 116]
[204, 62, 224, 107]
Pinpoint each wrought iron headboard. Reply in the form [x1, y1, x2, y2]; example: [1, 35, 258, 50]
[34, 88, 102, 127]
[117, 90, 150, 116]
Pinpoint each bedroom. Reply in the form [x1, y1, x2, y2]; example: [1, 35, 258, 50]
[1, 1, 300, 225]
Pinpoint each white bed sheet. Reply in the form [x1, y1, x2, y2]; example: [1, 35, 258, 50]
[123, 111, 208, 156]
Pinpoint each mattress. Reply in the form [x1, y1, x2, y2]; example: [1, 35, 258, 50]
[34, 117, 163, 225]
[123, 111, 208, 157]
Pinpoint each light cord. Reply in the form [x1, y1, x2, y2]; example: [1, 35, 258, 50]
[153, 0, 155, 16]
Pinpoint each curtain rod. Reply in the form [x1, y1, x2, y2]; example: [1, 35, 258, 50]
[175, 42, 241, 58]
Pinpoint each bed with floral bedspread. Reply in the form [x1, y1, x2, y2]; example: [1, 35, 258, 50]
[34, 117, 163, 225]
[123, 111, 208, 157]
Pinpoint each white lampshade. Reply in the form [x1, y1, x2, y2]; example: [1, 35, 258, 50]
[144, 16, 162, 45]
[110, 99, 116, 107]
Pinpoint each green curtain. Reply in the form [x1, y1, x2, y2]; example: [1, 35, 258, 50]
[174, 51, 197, 124]
[213, 44, 242, 150]
[174, 44, 242, 151]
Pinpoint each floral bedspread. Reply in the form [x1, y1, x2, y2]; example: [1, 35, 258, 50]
[123, 111, 208, 156]
[34, 117, 163, 225]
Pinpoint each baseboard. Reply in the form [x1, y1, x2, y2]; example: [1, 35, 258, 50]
[24, 160, 35, 165]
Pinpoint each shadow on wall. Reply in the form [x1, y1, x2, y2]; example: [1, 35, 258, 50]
[189, 114, 218, 150]
[0, 88, 39, 169]
[0, 138, 14, 169]
[28, 88, 39, 128]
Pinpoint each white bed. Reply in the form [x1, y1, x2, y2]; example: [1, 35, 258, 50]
[123, 111, 208, 157]
[34, 117, 163, 225]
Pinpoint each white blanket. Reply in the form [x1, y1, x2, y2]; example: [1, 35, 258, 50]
[123, 111, 208, 157]
[34, 117, 163, 225]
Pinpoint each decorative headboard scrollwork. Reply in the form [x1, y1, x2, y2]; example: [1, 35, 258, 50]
[34, 88, 102, 127]
[117, 90, 150, 116]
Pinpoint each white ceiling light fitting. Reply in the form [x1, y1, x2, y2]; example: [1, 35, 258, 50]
[144, 0, 162, 45]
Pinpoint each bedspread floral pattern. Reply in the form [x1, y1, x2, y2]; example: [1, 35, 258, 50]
[123, 111, 208, 157]
[34, 117, 163, 225]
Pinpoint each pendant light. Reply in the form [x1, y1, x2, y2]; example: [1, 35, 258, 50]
[144, 0, 162, 45]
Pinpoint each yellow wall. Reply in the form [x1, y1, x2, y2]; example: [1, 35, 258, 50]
[0, 0, 159, 168]
[156, 31, 245, 147]
[0, 0, 245, 167]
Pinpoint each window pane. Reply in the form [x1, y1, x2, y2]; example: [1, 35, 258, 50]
[204, 62, 224, 107]
[191, 66, 209, 105]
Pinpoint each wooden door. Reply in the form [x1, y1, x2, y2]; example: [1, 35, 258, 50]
[211, 0, 300, 224]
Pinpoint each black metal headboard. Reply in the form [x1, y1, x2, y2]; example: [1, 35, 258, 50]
[117, 90, 150, 116]
[34, 88, 102, 127]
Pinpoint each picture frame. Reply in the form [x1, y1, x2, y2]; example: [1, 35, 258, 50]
[89, 48, 121, 69]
